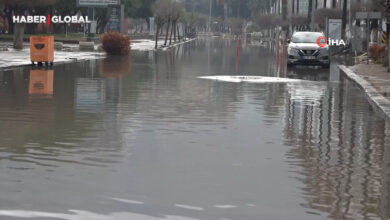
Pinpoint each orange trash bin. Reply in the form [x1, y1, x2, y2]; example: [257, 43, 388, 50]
[29, 69, 54, 95]
[30, 36, 54, 65]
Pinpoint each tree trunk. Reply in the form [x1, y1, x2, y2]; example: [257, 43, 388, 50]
[5, 10, 14, 34]
[4, 6, 17, 34]
[177, 24, 180, 42]
[323, 0, 327, 8]
[155, 25, 160, 49]
[13, 23, 25, 50]
[282, 0, 287, 21]
[169, 21, 175, 45]
[164, 18, 171, 46]
[332, 0, 336, 8]
[173, 22, 177, 42]
[292, 0, 295, 14]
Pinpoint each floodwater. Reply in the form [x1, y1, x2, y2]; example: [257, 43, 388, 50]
[0, 39, 389, 220]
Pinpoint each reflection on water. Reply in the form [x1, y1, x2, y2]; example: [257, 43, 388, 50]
[29, 68, 54, 96]
[99, 56, 131, 78]
[284, 79, 390, 220]
[0, 39, 389, 219]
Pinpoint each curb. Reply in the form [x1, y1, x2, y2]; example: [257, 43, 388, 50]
[0, 54, 105, 71]
[0, 38, 196, 70]
[338, 65, 390, 121]
[0, 36, 80, 44]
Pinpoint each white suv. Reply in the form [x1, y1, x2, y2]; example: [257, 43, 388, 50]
[287, 32, 330, 68]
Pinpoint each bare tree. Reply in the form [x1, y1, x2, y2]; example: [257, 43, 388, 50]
[183, 12, 205, 38]
[228, 17, 243, 37]
[332, 0, 336, 8]
[163, 0, 173, 46]
[177, 11, 190, 41]
[152, 0, 169, 49]
[169, 2, 184, 44]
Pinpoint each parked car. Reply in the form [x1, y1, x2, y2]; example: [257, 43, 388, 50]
[287, 32, 330, 68]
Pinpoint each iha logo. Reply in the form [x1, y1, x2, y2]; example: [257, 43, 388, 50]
[316, 36, 346, 47]
[12, 15, 91, 24]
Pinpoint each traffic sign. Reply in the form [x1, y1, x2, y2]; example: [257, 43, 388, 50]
[356, 12, 382, 19]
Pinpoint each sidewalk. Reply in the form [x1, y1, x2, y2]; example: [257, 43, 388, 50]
[0, 38, 195, 69]
[339, 63, 390, 120]
[0, 47, 105, 69]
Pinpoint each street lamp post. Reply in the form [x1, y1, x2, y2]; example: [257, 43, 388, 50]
[208, 0, 212, 34]
[311, 0, 315, 30]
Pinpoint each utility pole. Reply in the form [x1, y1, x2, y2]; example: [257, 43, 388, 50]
[308, 0, 313, 29]
[341, 0, 347, 39]
[349, 0, 353, 41]
[312, 0, 316, 30]
[224, 2, 227, 32]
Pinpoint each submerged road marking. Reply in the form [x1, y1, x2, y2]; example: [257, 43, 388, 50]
[111, 198, 145, 205]
[175, 204, 204, 211]
[198, 76, 309, 83]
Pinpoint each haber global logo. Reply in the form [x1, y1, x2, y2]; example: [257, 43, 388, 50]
[12, 15, 91, 24]
[316, 36, 346, 47]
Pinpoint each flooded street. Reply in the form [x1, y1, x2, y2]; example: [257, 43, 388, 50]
[0, 39, 390, 220]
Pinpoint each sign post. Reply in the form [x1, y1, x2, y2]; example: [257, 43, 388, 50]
[77, 0, 122, 34]
[327, 18, 342, 41]
[77, 0, 120, 7]
[107, 5, 121, 32]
